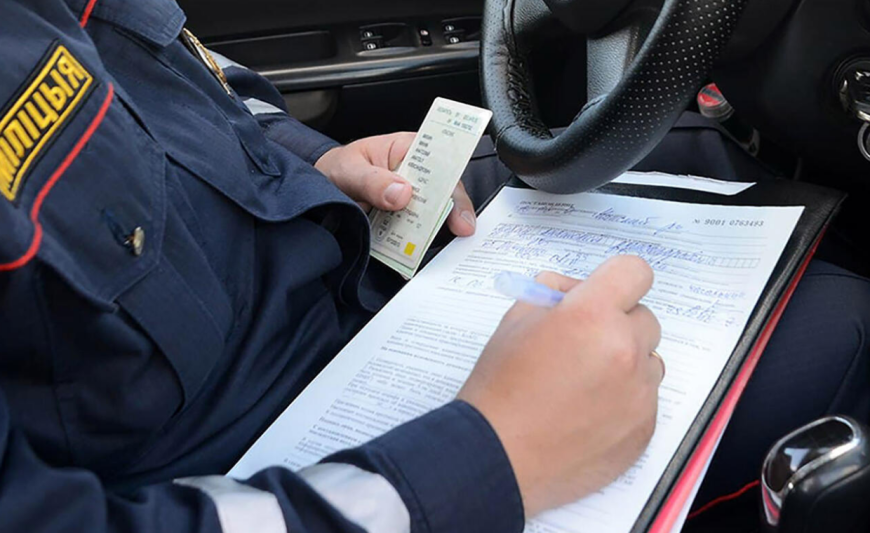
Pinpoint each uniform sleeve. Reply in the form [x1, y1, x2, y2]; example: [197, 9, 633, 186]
[0, 384, 345, 533]
[0, 3, 524, 530]
[0, 380, 522, 533]
[212, 51, 340, 165]
[329, 401, 526, 533]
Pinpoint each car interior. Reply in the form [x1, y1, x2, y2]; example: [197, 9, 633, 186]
[179, 0, 870, 530]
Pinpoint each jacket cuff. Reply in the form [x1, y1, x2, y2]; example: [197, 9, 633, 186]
[327, 401, 525, 533]
[257, 113, 340, 166]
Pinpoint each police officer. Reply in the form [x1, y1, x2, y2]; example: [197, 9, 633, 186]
[0, 1, 868, 533]
[0, 2, 664, 532]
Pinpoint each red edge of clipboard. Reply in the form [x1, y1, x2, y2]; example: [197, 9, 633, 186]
[648, 229, 826, 533]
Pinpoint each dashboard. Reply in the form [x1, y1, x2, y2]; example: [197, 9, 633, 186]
[716, 0, 870, 177]
[181, 0, 870, 176]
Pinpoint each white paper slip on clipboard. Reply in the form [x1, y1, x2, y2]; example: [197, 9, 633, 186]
[612, 171, 756, 196]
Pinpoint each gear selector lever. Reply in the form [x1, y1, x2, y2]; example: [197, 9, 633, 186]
[840, 66, 870, 123]
[761, 416, 870, 533]
[836, 59, 870, 161]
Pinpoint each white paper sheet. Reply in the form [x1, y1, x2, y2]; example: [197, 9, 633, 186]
[612, 172, 756, 196]
[231, 188, 802, 533]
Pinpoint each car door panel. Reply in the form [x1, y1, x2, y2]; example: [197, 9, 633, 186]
[179, 0, 484, 141]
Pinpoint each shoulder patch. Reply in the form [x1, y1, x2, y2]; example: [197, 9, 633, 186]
[0, 42, 95, 203]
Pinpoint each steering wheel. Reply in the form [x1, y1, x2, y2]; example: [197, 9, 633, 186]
[481, 0, 750, 193]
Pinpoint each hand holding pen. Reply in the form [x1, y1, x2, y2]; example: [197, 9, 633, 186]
[493, 269, 665, 376]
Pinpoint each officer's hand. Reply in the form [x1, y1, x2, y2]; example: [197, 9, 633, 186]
[457, 256, 664, 518]
[314, 132, 477, 237]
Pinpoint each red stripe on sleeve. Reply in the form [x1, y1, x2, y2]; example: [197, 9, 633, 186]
[0, 83, 115, 272]
[79, 0, 99, 28]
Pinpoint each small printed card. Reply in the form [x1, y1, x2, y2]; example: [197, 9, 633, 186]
[369, 98, 492, 279]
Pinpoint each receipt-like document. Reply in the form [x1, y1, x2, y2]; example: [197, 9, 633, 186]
[370, 98, 492, 279]
[232, 185, 804, 533]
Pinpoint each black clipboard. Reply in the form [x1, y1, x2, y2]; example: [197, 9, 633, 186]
[485, 176, 846, 532]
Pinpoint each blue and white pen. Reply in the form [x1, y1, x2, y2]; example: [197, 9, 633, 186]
[494, 272, 565, 308]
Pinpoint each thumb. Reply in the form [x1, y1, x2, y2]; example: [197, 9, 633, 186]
[358, 166, 413, 211]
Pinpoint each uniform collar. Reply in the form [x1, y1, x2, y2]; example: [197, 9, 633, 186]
[66, 0, 187, 48]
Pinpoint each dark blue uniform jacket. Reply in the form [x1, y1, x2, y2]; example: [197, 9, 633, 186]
[0, 1, 522, 532]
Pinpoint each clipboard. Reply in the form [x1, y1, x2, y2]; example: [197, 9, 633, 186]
[577, 178, 845, 533]
[236, 168, 844, 533]
[480, 174, 845, 532]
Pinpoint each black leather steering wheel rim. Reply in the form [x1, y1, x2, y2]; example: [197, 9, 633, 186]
[481, 0, 750, 193]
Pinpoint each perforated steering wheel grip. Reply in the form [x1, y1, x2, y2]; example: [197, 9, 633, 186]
[481, 0, 750, 193]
